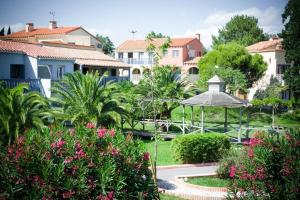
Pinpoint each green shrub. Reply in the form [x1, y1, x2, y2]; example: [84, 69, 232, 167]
[171, 133, 230, 163]
[0, 124, 155, 199]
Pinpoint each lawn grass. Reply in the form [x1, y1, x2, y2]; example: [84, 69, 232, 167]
[141, 140, 180, 166]
[186, 176, 229, 187]
[160, 193, 186, 200]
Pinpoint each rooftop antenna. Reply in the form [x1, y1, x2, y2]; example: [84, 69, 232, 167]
[130, 30, 137, 39]
[49, 11, 55, 21]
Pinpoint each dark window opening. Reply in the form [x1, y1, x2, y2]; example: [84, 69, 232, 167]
[10, 64, 25, 79]
[128, 52, 133, 58]
[118, 52, 123, 59]
[111, 68, 117, 76]
[277, 64, 290, 74]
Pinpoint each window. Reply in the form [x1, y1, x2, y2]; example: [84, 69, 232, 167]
[38, 65, 51, 79]
[128, 52, 133, 58]
[188, 67, 199, 74]
[118, 52, 123, 59]
[276, 64, 290, 74]
[10, 64, 25, 79]
[138, 52, 144, 59]
[172, 50, 179, 58]
[57, 66, 65, 79]
[163, 50, 168, 57]
[111, 68, 117, 76]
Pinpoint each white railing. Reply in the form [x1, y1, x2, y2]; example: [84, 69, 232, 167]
[118, 58, 154, 65]
[187, 74, 199, 82]
[131, 74, 142, 83]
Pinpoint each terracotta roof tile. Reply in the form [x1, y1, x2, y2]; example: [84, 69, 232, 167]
[246, 39, 283, 53]
[116, 37, 198, 51]
[1, 26, 80, 38]
[0, 40, 73, 59]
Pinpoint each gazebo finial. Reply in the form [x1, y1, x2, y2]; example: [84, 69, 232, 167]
[207, 75, 225, 92]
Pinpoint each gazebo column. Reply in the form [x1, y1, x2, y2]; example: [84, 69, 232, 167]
[224, 107, 228, 132]
[191, 106, 194, 127]
[182, 105, 186, 134]
[201, 106, 204, 133]
[238, 108, 243, 143]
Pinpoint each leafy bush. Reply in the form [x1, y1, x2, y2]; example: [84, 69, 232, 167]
[0, 125, 154, 199]
[227, 130, 300, 199]
[171, 133, 230, 163]
[217, 147, 242, 179]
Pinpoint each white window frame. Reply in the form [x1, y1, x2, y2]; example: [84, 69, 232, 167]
[172, 50, 179, 58]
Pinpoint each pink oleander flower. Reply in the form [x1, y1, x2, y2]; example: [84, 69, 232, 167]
[74, 142, 86, 159]
[111, 148, 120, 156]
[143, 152, 150, 161]
[247, 148, 254, 158]
[64, 156, 73, 164]
[86, 122, 95, 129]
[229, 165, 236, 178]
[249, 138, 262, 147]
[255, 166, 265, 180]
[97, 129, 106, 138]
[107, 191, 114, 200]
[51, 138, 66, 149]
[108, 129, 115, 137]
[62, 190, 75, 199]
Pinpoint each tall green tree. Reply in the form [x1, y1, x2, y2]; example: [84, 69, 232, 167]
[146, 31, 165, 38]
[0, 27, 4, 36]
[95, 34, 115, 55]
[199, 42, 267, 90]
[281, 0, 300, 103]
[7, 26, 11, 35]
[51, 72, 127, 127]
[0, 84, 51, 145]
[212, 15, 268, 48]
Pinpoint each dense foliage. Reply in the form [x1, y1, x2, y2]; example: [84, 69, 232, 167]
[212, 15, 268, 48]
[171, 133, 230, 163]
[198, 42, 267, 90]
[0, 125, 155, 199]
[95, 34, 115, 55]
[0, 84, 51, 146]
[281, 0, 300, 103]
[226, 130, 300, 200]
[51, 72, 127, 127]
[138, 66, 194, 118]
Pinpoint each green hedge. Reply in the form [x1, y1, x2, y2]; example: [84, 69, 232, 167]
[171, 133, 230, 163]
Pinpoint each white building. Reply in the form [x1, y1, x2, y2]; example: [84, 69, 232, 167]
[246, 38, 290, 100]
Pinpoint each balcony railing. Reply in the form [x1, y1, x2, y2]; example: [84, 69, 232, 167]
[118, 58, 154, 65]
[0, 79, 45, 96]
[187, 74, 199, 82]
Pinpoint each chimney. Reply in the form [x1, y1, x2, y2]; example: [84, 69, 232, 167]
[49, 21, 57, 29]
[25, 23, 34, 32]
[195, 33, 200, 41]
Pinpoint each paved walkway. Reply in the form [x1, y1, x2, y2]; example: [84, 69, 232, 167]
[157, 164, 227, 200]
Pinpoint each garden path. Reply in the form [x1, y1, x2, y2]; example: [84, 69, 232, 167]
[157, 164, 227, 200]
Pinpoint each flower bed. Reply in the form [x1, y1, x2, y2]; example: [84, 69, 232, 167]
[0, 124, 155, 199]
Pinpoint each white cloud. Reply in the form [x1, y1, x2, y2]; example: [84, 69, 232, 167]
[179, 6, 282, 49]
[0, 23, 24, 33]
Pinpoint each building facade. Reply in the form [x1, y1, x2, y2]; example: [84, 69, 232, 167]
[246, 38, 290, 100]
[115, 35, 203, 84]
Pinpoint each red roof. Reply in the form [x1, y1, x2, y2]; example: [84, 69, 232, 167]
[116, 37, 198, 51]
[0, 40, 73, 59]
[246, 39, 284, 53]
[1, 26, 80, 38]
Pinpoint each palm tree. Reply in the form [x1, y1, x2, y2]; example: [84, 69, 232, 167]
[0, 84, 51, 145]
[51, 72, 127, 127]
[138, 66, 195, 119]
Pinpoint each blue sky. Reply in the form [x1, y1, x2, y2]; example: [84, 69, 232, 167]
[0, 0, 287, 48]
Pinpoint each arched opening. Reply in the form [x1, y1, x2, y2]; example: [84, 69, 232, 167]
[132, 68, 141, 75]
[132, 68, 142, 83]
[188, 67, 199, 74]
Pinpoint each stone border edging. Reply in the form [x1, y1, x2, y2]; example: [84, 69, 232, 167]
[156, 162, 218, 169]
[174, 173, 228, 193]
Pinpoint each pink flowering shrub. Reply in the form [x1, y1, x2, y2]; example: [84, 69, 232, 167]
[0, 125, 154, 199]
[226, 130, 300, 199]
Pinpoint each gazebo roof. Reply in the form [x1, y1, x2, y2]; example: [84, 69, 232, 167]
[181, 91, 248, 107]
[181, 75, 248, 108]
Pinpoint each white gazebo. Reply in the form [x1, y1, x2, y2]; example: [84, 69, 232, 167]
[181, 75, 248, 141]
